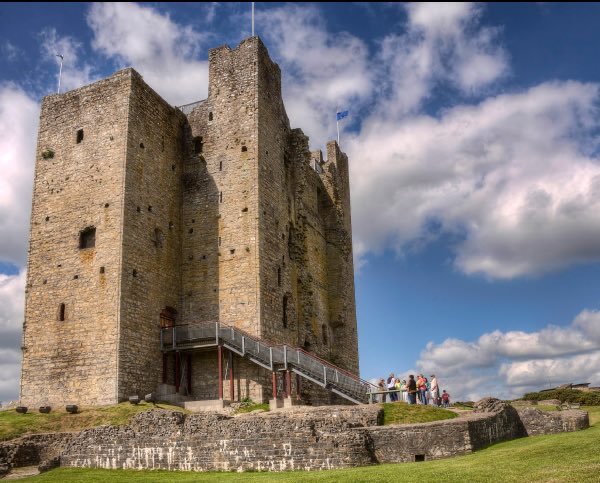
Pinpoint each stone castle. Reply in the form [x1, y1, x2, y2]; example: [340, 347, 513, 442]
[20, 37, 360, 407]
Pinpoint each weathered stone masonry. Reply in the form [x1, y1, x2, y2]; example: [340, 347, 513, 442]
[21, 36, 359, 407]
[0, 400, 589, 475]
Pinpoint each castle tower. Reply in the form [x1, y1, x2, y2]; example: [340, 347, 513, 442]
[21, 37, 359, 407]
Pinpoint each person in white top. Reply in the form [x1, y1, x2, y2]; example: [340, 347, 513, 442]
[430, 374, 439, 406]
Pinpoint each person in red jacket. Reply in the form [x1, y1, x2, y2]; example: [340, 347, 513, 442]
[442, 390, 450, 408]
[417, 374, 428, 405]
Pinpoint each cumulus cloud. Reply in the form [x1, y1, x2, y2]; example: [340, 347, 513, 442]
[0, 85, 39, 266]
[417, 310, 600, 400]
[0, 271, 25, 403]
[258, 4, 372, 148]
[87, 2, 209, 106]
[376, 2, 508, 118]
[349, 80, 600, 278]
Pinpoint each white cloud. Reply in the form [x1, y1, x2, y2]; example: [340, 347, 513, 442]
[87, 2, 209, 106]
[417, 309, 600, 400]
[349, 80, 600, 278]
[258, 4, 372, 148]
[39, 28, 96, 92]
[0, 271, 25, 403]
[2, 41, 22, 62]
[0, 85, 39, 266]
[376, 3, 508, 118]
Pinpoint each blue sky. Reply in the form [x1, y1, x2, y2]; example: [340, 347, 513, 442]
[1, 3, 600, 402]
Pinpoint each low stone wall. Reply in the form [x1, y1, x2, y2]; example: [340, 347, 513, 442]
[59, 406, 380, 472]
[0, 433, 73, 476]
[516, 407, 589, 436]
[369, 398, 526, 463]
[0, 399, 590, 474]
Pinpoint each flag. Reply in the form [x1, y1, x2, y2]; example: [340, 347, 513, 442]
[336, 110, 349, 121]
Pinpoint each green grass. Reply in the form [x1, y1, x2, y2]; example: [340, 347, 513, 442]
[531, 405, 560, 412]
[381, 402, 457, 425]
[17, 407, 600, 482]
[452, 403, 474, 410]
[0, 402, 186, 441]
[233, 403, 270, 414]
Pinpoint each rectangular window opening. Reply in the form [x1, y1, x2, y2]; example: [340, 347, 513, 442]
[79, 226, 96, 249]
[76, 129, 84, 144]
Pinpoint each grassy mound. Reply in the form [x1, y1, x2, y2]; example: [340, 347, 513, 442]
[381, 402, 457, 425]
[521, 388, 600, 406]
[0, 402, 186, 441]
[21, 407, 600, 482]
[233, 402, 270, 414]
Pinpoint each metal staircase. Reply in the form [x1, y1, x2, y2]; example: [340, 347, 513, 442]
[161, 321, 375, 404]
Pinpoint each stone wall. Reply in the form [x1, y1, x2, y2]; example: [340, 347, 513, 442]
[516, 407, 590, 436]
[369, 398, 527, 463]
[21, 70, 134, 407]
[60, 406, 380, 472]
[0, 433, 73, 477]
[117, 71, 185, 401]
[0, 399, 590, 475]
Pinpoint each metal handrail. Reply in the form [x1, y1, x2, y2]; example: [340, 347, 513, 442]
[160, 320, 374, 403]
[176, 99, 205, 116]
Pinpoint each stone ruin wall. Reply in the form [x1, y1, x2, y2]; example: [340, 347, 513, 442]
[0, 400, 590, 476]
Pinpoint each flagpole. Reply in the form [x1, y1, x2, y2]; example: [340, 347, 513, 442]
[56, 54, 64, 94]
[337, 119, 340, 145]
[252, 2, 255, 36]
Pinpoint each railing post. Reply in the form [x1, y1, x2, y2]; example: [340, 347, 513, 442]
[272, 371, 277, 399]
[335, 370, 339, 383]
[215, 321, 219, 345]
[231, 327, 234, 342]
[269, 347, 273, 370]
[323, 366, 327, 386]
[175, 351, 180, 393]
[241, 336, 245, 355]
[217, 345, 223, 400]
[283, 345, 288, 370]
[286, 370, 292, 398]
[229, 350, 234, 401]
[172, 327, 176, 350]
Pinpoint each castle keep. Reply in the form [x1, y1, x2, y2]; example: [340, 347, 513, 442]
[21, 37, 360, 408]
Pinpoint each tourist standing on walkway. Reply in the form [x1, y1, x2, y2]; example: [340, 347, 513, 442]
[417, 374, 428, 405]
[387, 373, 397, 402]
[401, 379, 408, 402]
[442, 390, 450, 408]
[416, 375, 423, 403]
[431, 374, 439, 406]
[378, 378, 386, 403]
[407, 375, 417, 404]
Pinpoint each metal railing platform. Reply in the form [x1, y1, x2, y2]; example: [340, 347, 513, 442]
[161, 321, 376, 404]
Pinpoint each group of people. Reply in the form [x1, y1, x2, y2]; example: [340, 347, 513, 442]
[374, 373, 451, 407]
